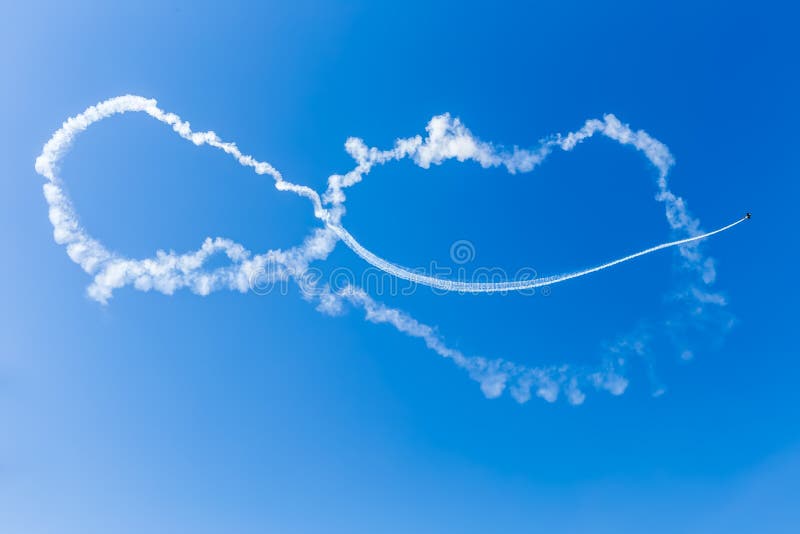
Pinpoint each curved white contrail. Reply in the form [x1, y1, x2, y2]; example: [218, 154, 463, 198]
[327, 217, 747, 292]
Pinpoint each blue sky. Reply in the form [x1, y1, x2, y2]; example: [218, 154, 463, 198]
[1, 1, 799, 532]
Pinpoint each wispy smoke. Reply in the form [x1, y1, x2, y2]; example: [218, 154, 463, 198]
[34, 95, 741, 404]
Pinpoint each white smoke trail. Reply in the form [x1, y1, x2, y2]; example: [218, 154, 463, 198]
[338, 284, 628, 403]
[328, 217, 746, 293]
[34, 95, 740, 404]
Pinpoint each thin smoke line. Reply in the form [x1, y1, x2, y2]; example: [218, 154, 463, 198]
[327, 217, 747, 292]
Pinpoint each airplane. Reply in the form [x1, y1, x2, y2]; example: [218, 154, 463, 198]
[745, 212, 752, 219]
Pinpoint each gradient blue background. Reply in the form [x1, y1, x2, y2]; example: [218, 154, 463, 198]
[1, 1, 798, 532]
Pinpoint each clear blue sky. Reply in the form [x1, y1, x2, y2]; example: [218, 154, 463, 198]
[1, 1, 798, 532]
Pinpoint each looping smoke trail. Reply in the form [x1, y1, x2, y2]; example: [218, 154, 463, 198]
[34, 95, 742, 404]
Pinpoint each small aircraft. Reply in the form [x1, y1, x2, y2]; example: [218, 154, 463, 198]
[745, 212, 752, 219]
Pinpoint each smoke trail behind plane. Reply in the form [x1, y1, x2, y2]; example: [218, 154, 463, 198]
[34, 95, 743, 404]
[327, 217, 747, 293]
